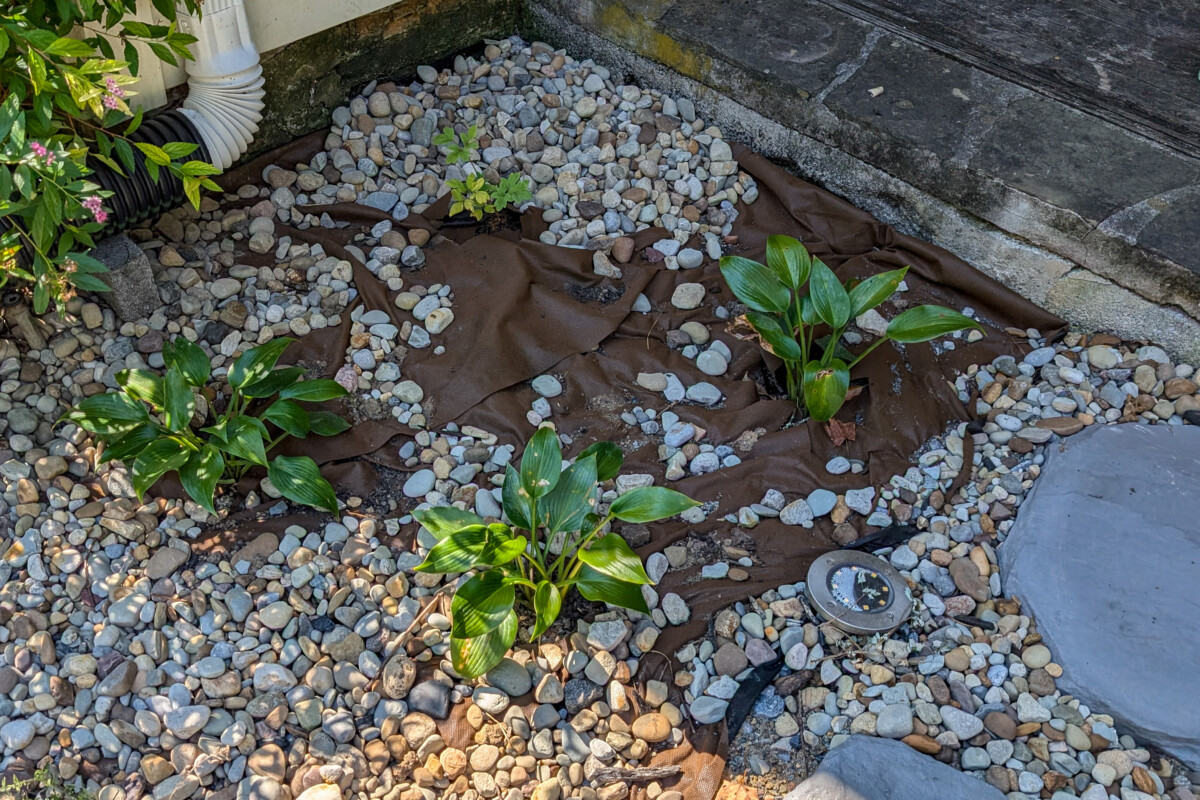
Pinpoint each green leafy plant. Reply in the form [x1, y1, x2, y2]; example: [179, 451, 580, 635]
[0, 768, 94, 800]
[413, 428, 698, 679]
[0, 0, 222, 312]
[433, 125, 479, 165]
[446, 172, 532, 221]
[720, 235, 982, 421]
[489, 172, 532, 210]
[64, 337, 351, 514]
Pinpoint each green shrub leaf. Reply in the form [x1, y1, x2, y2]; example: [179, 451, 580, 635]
[416, 525, 489, 573]
[414, 507, 486, 539]
[886, 305, 983, 343]
[131, 439, 190, 499]
[531, 581, 562, 639]
[116, 368, 165, 409]
[501, 463, 534, 530]
[520, 427, 562, 498]
[578, 533, 650, 584]
[746, 311, 803, 362]
[576, 441, 623, 482]
[802, 358, 851, 422]
[482, 525, 528, 566]
[308, 411, 350, 437]
[241, 366, 305, 398]
[608, 486, 699, 523]
[267, 455, 338, 513]
[576, 564, 650, 614]
[228, 338, 293, 391]
[65, 392, 149, 435]
[278, 379, 349, 402]
[263, 399, 311, 438]
[451, 608, 518, 679]
[719, 256, 790, 313]
[179, 444, 223, 513]
[848, 267, 908, 319]
[162, 337, 210, 387]
[765, 235, 811, 291]
[162, 368, 195, 432]
[450, 571, 516, 639]
[98, 423, 159, 465]
[809, 260, 851, 329]
[214, 416, 268, 466]
[539, 455, 598, 535]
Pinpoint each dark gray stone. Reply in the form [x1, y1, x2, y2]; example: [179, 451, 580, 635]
[562, 678, 604, 714]
[783, 735, 1005, 800]
[91, 234, 160, 322]
[406, 680, 451, 719]
[999, 424, 1200, 769]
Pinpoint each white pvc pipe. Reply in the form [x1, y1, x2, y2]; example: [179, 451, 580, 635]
[175, 0, 264, 171]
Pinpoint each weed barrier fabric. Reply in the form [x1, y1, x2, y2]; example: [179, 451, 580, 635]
[194, 135, 1065, 797]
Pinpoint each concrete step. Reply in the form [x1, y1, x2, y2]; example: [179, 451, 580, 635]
[525, 0, 1200, 360]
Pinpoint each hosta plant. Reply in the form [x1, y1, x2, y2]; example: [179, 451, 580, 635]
[414, 428, 698, 679]
[720, 235, 982, 421]
[65, 337, 350, 514]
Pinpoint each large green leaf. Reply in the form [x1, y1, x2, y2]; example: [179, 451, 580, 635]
[608, 486, 699, 523]
[576, 441, 623, 482]
[501, 463, 534, 530]
[65, 393, 150, 435]
[131, 439, 191, 499]
[227, 338, 293, 391]
[539, 455, 598, 534]
[886, 305, 983, 343]
[414, 507, 486, 539]
[98, 424, 159, 465]
[213, 416, 267, 466]
[162, 368, 195, 433]
[179, 444, 224, 513]
[416, 525, 489, 573]
[450, 570, 516, 639]
[802, 358, 850, 422]
[116, 369, 165, 409]
[800, 295, 821, 326]
[451, 608, 518, 679]
[746, 311, 803, 363]
[267, 455, 338, 513]
[162, 337, 210, 387]
[808, 260, 851, 329]
[765, 235, 811, 292]
[240, 366, 305, 399]
[262, 399, 311, 438]
[576, 564, 650, 614]
[578, 533, 651, 584]
[309, 411, 350, 437]
[848, 267, 908, 318]
[278, 379, 349, 402]
[520, 427, 562, 498]
[719, 256, 790, 314]
[481, 524, 528, 566]
[531, 581, 562, 639]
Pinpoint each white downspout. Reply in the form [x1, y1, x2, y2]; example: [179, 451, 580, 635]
[175, 0, 265, 170]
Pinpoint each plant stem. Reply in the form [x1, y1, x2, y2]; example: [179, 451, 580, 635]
[847, 335, 891, 369]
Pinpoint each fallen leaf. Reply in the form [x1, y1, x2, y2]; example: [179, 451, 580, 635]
[825, 418, 857, 446]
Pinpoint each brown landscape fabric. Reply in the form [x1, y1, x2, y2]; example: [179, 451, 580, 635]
[197, 136, 1065, 797]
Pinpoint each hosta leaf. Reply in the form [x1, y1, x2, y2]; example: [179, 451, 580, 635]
[531, 581, 562, 639]
[262, 399, 311, 438]
[520, 427, 562, 498]
[228, 338, 293, 391]
[576, 564, 650, 614]
[267, 455, 338, 513]
[241, 366, 305, 399]
[309, 411, 350, 437]
[414, 507, 486, 539]
[278, 379, 349, 402]
[162, 337, 210, 387]
[131, 438, 190, 499]
[576, 441, 623, 482]
[215, 416, 267, 466]
[608, 486, 699, 523]
[765, 235, 811, 291]
[809, 260, 851, 330]
[99, 423, 158, 464]
[179, 444, 223, 513]
[450, 570, 516, 639]
[746, 311, 803, 362]
[162, 368, 195, 432]
[116, 368, 165, 409]
[416, 525, 489, 573]
[577, 533, 651, 584]
[539, 455, 598, 535]
[848, 267, 907, 319]
[65, 392, 149, 435]
[886, 305, 983, 344]
[501, 463, 534, 530]
[719, 255, 790, 314]
[451, 608, 518, 680]
[802, 358, 850, 422]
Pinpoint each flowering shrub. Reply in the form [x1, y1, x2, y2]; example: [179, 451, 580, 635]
[0, 1, 222, 313]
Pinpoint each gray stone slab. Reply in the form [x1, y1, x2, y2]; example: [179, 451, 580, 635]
[92, 234, 160, 322]
[783, 735, 1006, 800]
[999, 424, 1200, 769]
